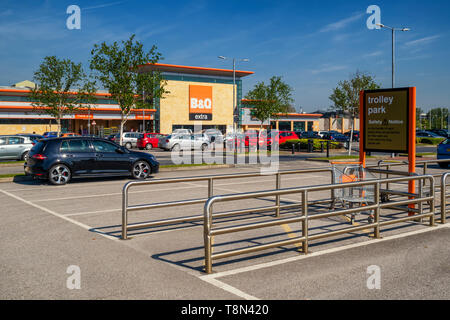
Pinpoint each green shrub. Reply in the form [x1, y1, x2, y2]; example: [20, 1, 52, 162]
[280, 139, 341, 150]
[416, 137, 445, 145]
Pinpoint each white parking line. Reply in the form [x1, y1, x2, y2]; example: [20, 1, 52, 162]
[30, 184, 206, 202]
[17, 174, 329, 203]
[201, 277, 259, 300]
[64, 208, 121, 217]
[200, 223, 450, 282]
[0, 188, 118, 241]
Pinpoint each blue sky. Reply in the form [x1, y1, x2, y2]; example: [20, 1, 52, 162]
[1, 0, 449, 112]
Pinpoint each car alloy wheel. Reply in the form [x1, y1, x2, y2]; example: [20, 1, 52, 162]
[132, 161, 151, 180]
[201, 144, 208, 152]
[125, 142, 132, 149]
[145, 143, 153, 150]
[49, 164, 71, 185]
[172, 144, 181, 152]
[22, 151, 29, 162]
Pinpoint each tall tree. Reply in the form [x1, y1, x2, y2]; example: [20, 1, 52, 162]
[427, 107, 449, 130]
[245, 76, 294, 130]
[30, 56, 96, 136]
[90, 34, 168, 145]
[329, 70, 380, 154]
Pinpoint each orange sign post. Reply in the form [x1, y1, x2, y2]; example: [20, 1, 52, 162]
[360, 87, 416, 216]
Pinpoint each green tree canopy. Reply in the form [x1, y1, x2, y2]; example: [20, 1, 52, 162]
[329, 70, 380, 118]
[329, 70, 380, 154]
[245, 76, 294, 129]
[30, 56, 96, 136]
[90, 34, 168, 143]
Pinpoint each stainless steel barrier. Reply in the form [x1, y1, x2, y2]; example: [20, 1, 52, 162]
[203, 175, 436, 274]
[121, 167, 334, 240]
[441, 173, 450, 224]
[372, 159, 450, 179]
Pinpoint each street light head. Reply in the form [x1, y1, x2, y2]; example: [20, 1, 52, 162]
[376, 23, 385, 28]
[402, 28, 411, 32]
[241, 58, 250, 62]
[218, 56, 227, 60]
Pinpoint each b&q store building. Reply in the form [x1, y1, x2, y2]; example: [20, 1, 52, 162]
[0, 63, 321, 135]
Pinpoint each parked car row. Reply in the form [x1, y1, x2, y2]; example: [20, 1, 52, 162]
[294, 130, 353, 143]
[416, 130, 448, 139]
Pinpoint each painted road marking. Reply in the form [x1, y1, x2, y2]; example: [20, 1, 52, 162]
[14, 174, 328, 203]
[281, 223, 303, 252]
[200, 223, 450, 282]
[200, 277, 259, 300]
[0, 188, 118, 241]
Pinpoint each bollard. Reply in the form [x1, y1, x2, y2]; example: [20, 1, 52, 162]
[320, 141, 324, 153]
[308, 140, 313, 153]
[292, 144, 295, 154]
[326, 140, 330, 158]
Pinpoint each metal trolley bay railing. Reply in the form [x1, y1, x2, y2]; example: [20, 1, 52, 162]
[203, 175, 436, 274]
[121, 167, 335, 240]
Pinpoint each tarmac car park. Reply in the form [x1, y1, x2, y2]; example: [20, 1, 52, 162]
[1, 158, 449, 300]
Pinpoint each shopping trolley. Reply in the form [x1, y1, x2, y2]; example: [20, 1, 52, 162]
[331, 162, 378, 225]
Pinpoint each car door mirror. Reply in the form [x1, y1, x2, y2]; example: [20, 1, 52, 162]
[116, 147, 125, 154]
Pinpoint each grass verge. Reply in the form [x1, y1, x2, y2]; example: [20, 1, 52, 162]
[0, 174, 25, 179]
[0, 161, 25, 165]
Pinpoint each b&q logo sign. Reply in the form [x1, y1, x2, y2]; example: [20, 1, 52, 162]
[189, 85, 213, 121]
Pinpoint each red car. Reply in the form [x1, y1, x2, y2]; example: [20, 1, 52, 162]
[137, 133, 164, 150]
[244, 130, 259, 148]
[259, 131, 300, 147]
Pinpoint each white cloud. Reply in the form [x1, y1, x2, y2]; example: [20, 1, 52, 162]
[83, 1, 126, 11]
[320, 13, 365, 33]
[404, 35, 441, 46]
[311, 65, 347, 74]
[364, 51, 383, 58]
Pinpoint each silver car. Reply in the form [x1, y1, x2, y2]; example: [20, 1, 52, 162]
[159, 134, 210, 151]
[203, 129, 224, 144]
[0, 135, 34, 161]
[113, 132, 141, 149]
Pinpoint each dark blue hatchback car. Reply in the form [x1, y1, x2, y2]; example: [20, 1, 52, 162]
[437, 139, 450, 168]
[24, 137, 159, 185]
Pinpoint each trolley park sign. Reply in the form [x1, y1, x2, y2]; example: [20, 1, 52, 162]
[362, 88, 413, 153]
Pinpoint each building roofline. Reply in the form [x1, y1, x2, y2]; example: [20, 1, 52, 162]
[0, 87, 112, 97]
[139, 63, 254, 78]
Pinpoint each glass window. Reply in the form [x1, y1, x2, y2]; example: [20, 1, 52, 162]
[60, 141, 70, 152]
[68, 140, 91, 152]
[31, 142, 45, 153]
[278, 121, 291, 131]
[0, 137, 6, 145]
[294, 122, 305, 132]
[8, 137, 24, 145]
[92, 140, 117, 153]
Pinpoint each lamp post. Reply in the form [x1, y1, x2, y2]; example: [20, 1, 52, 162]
[377, 24, 410, 158]
[142, 89, 145, 133]
[218, 56, 249, 132]
[376, 24, 411, 88]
